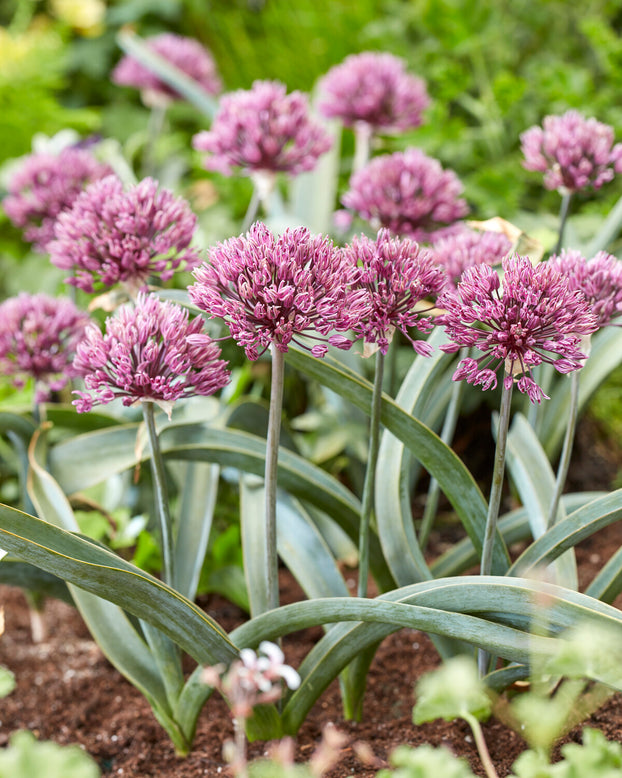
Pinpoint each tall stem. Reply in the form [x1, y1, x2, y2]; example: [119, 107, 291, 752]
[142, 103, 167, 178]
[264, 345, 285, 612]
[358, 351, 385, 598]
[553, 191, 572, 257]
[419, 368, 465, 550]
[142, 401, 174, 586]
[352, 122, 373, 174]
[480, 382, 513, 578]
[546, 371, 580, 529]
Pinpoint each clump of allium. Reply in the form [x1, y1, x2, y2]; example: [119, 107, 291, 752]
[342, 229, 444, 356]
[438, 254, 598, 403]
[430, 227, 513, 289]
[341, 149, 469, 242]
[49, 175, 200, 295]
[549, 249, 622, 328]
[0, 293, 91, 403]
[317, 51, 429, 133]
[111, 33, 221, 106]
[192, 80, 332, 177]
[520, 110, 622, 193]
[2, 147, 112, 252]
[72, 292, 230, 415]
[189, 221, 355, 360]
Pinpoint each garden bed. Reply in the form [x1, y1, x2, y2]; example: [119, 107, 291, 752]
[1, 416, 622, 778]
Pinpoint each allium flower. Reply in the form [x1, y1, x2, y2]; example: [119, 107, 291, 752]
[342, 229, 444, 356]
[49, 175, 200, 295]
[72, 292, 229, 415]
[341, 149, 468, 243]
[430, 227, 512, 289]
[189, 222, 355, 360]
[192, 80, 332, 177]
[202, 641, 300, 720]
[549, 249, 622, 328]
[317, 52, 429, 133]
[520, 110, 622, 193]
[0, 293, 90, 402]
[438, 254, 598, 403]
[112, 33, 221, 106]
[2, 147, 111, 252]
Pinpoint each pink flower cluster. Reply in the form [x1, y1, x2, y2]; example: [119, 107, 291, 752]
[430, 227, 512, 289]
[520, 110, 622, 193]
[3, 147, 111, 252]
[550, 249, 622, 328]
[438, 254, 598, 403]
[0, 293, 90, 402]
[317, 51, 429, 133]
[72, 292, 230, 414]
[112, 33, 221, 104]
[342, 149, 468, 242]
[49, 176, 200, 295]
[189, 222, 356, 360]
[192, 80, 332, 177]
[343, 230, 444, 355]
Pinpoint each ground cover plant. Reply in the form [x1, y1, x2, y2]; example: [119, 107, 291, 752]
[4, 1, 622, 776]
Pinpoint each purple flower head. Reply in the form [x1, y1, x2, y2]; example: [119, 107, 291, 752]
[520, 110, 622, 194]
[317, 52, 429, 133]
[438, 254, 598, 403]
[189, 222, 355, 360]
[192, 80, 332, 177]
[341, 149, 469, 243]
[3, 147, 112, 252]
[430, 227, 513, 289]
[549, 249, 622, 329]
[49, 175, 200, 295]
[342, 229, 444, 356]
[0, 293, 91, 403]
[72, 292, 230, 416]
[112, 33, 221, 106]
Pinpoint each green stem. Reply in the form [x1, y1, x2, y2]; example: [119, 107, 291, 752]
[142, 103, 167, 178]
[546, 370, 580, 529]
[142, 401, 174, 587]
[464, 713, 499, 778]
[419, 367, 465, 550]
[553, 191, 572, 256]
[480, 381, 513, 578]
[241, 184, 262, 233]
[358, 351, 385, 598]
[265, 345, 286, 613]
[352, 122, 373, 173]
[382, 336, 398, 397]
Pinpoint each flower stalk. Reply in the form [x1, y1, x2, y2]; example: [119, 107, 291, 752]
[546, 370, 580, 529]
[358, 350, 385, 598]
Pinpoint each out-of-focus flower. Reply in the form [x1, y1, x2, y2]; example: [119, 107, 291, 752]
[202, 641, 300, 720]
[51, 0, 106, 38]
[342, 229, 444, 356]
[72, 292, 229, 416]
[0, 293, 90, 403]
[317, 51, 429, 133]
[341, 149, 468, 243]
[49, 175, 200, 295]
[430, 227, 512, 289]
[2, 147, 111, 252]
[520, 110, 622, 193]
[112, 33, 221, 106]
[189, 222, 356, 360]
[438, 254, 598, 403]
[549, 249, 622, 328]
[192, 80, 332, 178]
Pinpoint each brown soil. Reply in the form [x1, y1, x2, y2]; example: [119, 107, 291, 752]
[1, 414, 622, 777]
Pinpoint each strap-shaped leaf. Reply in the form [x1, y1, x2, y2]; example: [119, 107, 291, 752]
[285, 346, 510, 573]
[586, 545, 622, 603]
[232, 576, 622, 733]
[0, 503, 239, 666]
